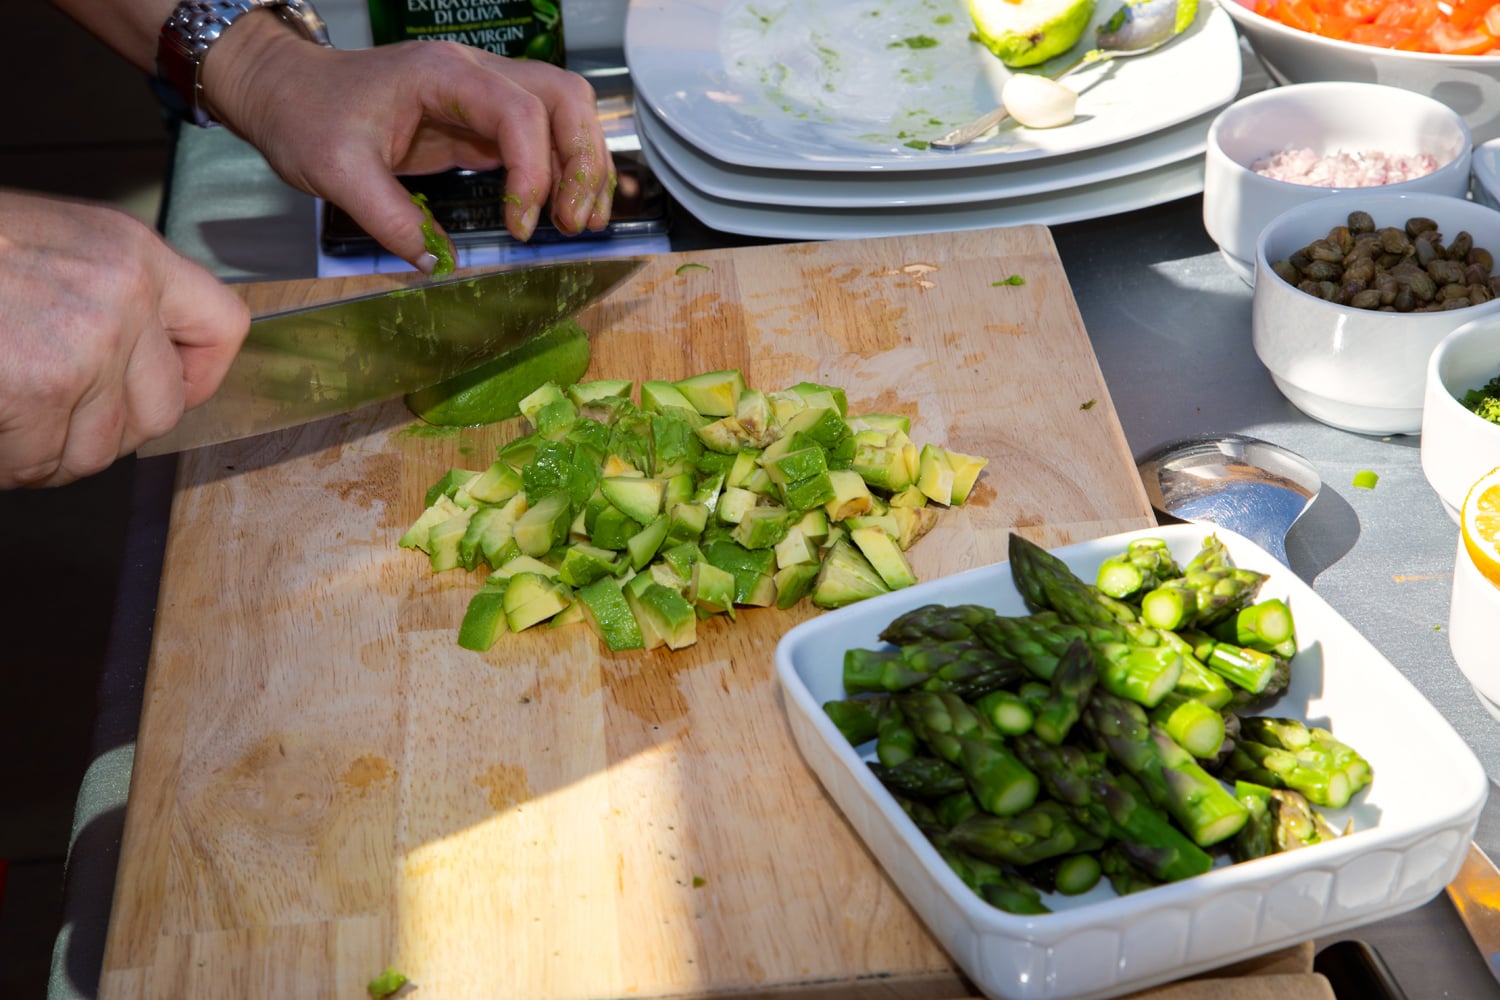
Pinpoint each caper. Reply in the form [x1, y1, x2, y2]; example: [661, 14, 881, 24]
[1428, 259, 1466, 286]
[1415, 238, 1438, 267]
[1444, 296, 1473, 310]
[1271, 259, 1301, 285]
[1407, 270, 1438, 301]
[1344, 256, 1376, 284]
[1349, 288, 1383, 310]
[1348, 210, 1376, 234]
[1449, 231, 1474, 261]
[1394, 286, 1417, 311]
[1467, 263, 1491, 286]
[1406, 216, 1439, 238]
[1379, 227, 1410, 254]
[1471, 247, 1495, 273]
[1304, 259, 1343, 282]
[1306, 238, 1343, 263]
[1473, 284, 1493, 305]
[1439, 281, 1471, 302]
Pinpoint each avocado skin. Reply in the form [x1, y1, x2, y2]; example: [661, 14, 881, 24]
[968, 0, 1096, 68]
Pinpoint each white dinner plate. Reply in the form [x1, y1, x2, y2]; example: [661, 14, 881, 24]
[642, 134, 1208, 239]
[625, 0, 1242, 172]
[638, 99, 1220, 209]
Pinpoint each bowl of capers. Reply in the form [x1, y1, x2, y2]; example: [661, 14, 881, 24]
[1252, 191, 1500, 435]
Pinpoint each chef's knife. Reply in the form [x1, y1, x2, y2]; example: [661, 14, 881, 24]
[1446, 840, 1500, 985]
[138, 257, 643, 456]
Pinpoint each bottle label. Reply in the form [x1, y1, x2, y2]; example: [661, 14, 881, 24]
[370, 0, 564, 63]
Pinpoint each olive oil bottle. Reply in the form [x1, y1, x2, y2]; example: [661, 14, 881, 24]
[367, 0, 565, 65]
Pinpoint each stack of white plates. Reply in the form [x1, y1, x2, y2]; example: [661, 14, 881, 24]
[624, 0, 1257, 239]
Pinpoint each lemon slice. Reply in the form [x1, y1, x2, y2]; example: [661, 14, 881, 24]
[1460, 465, 1500, 586]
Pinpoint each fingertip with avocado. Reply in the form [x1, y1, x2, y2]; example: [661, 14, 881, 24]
[399, 368, 990, 653]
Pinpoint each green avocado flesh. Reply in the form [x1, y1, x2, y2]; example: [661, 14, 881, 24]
[405, 318, 591, 426]
[969, 0, 1096, 67]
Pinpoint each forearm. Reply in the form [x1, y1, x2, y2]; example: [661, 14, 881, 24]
[48, 0, 177, 74]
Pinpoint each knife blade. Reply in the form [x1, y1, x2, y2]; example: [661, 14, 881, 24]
[1446, 840, 1500, 985]
[138, 257, 643, 456]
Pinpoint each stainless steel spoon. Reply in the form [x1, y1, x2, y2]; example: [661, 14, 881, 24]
[1135, 433, 1321, 568]
[931, 0, 1188, 151]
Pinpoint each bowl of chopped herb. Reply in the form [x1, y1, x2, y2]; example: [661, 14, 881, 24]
[1421, 316, 1500, 521]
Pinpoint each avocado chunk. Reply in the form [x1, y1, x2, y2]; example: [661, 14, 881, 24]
[458, 583, 509, 651]
[917, 443, 958, 505]
[812, 538, 891, 609]
[850, 525, 918, 590]
[578, 577, 645, 651]
[625, 579, 698, 650]
[502, 571, 573, 632]
[690, 561, 738, 618]
[557, 543, 623, 587]
[486, 554, 560, 581]
[640, 380, 703, 419]
[459, 460, 524, 505]
[731, 505, 792, 549]
[458, 496, 527, 571]
[428, 507, 476, 572]
[399, 494, 463, 552]
[675, 369, 747, 417]
[969, 0, 1096, 67]
[773, 562, 821, 609]
[600, 476, 665, 525]
[626, 514, 671, 571]
[513, 492, 573, 556]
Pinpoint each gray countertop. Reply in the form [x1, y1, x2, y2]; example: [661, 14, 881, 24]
[53, 11, 1500, 998]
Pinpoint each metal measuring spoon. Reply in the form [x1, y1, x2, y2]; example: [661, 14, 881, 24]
[931, 0, 1188, 150]
[1135, 434, 1321, 568]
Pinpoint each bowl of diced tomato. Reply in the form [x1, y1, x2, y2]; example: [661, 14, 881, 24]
[1219, 0, 1500, 142]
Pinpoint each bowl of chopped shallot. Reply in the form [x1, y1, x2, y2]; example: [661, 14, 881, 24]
[1204, 81, 1472, 285]
[1217, 0, 1500, 143]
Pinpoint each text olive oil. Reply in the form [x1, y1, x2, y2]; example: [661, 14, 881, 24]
[367, 0, 565, 64]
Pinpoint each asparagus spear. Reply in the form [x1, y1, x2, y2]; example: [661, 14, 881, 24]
[1149, 690, 1227, 760]
[1210, 597, 1298, 659]
[974, 688, 1035, 736]
[1082, 690, 1248, 847]
[822, 694, 891, 745]
[875, 699, 919, 768]
[871, 756, 969, 800]
[1008, 533, 1136, 629]
[1179, 629, 1283, 696]
[843, 639, 1027, 700]
[1220, 717, 1372, 808]
[880, 602, 997, 644]
[1095, 537, 1182, 600]
[947, 800, 1107, 867]
[897, 690, 1040, 817]
[1022, 852, 1103, 896]
[1228, 780, 1341, 860]
[1138, 536, 1267, 631]
[1032, 638, 1098, 745]
[973, 613, 1182, 707]
[938, 844, 1051, 914]
[1100, 843, 1163, 896]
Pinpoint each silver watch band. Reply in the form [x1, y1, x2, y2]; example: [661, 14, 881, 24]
[155, 0, 332, 128]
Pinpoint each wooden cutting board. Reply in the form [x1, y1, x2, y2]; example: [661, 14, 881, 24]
[100, 227, 1158, 999]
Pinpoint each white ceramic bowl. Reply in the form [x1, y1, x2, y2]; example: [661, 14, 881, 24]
[1450, 524, 1500, 720]
[1217, 0, 1500, 143]
[1252, 191, 1500, 435]
[776, 524, 1487, 1000]
[1420, 317, 1500, 520]
[1204, 82, 1472, 284]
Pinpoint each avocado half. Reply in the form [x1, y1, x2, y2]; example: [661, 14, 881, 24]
[969, 0, 1098, 68]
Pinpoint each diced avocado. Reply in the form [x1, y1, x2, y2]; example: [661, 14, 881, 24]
[428, 507, 476, 572]
[773, 562, 820, 609]
[399, 494, 463, 552]
[739, 572, 777, 607]
[735, 388, 778, 446]
[458, 583, 509, 651]
[780, 472, 837, 512]
[502, 572, 573, 632]
[824, 468, 874, 521]
[497, 433, 542, 468]
[731, 505, 792, 549]
[640, 380, 703, 418]
[625, 580, 698, 650]
[850, 525, 918, 590]
[458, 501, 522, 571]
[663, 473, 695, 508]
[695, 416, 749, 454]
[675, 369, 746, 417]
[812, 538, 891, 609]
[789, 381, 849, 416]
[513, 492, 573, 556]
[425, 468, 480, 507]
[893, 506, 939, 550]
[601, 453, 644, 477]
[888, 485, 929, 508]
[716, 486, 758, 525]
[600, 476, 665, 525]
[486, 554, 560, 581]
[774, 526, 819, 569]
[767, 390, 807, 427]
[741, 467, 776, 497]
[765, 446, 828, 487]
[850, 412, 911, 435]
[459, 460, 524, 505]
[578, 577, 644, 651]
[649, 560, 688, 590]
[518, 381, 571, 425]
[558, 543, 622, 587]
[666, 502, 709, 545]
[567, 379, 633, 407]
[691, 470, 725, 510]
[851, 430, 916, 493]
[590, 505, 637, 551]
[701, 539, 777, 605]
[846, 512, 900, 539]
[533, 396, 579, 440]
[917, 444, 957, 505]
[659, 541, 700, 582]
[689, 561, 737, 618]
[626, 514, 671, 571]
[795, 508, 830, 543]
[946, 448, 989, 503]
[782, 407, 849, 452]
[651, 414, 705, 477]
[567, 417, 611, 454]
[548, 600, 588, 629]
[726, 450, 762, 490]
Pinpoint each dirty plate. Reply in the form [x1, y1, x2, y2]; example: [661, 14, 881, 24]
[775, 523, 1486, 1000]
[625, 0, 1241, 171]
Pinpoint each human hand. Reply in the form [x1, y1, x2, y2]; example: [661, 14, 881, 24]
[203, 17, 616, 272]
[0, 190, 251, 488]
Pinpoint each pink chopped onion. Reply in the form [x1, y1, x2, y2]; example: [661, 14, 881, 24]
[1250, 147, 1440, 188]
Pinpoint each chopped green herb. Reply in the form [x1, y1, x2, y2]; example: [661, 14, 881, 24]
[893, 34, 939, 49]
[368, 966, 409, 999]
[1079, 399, 1096, 411]
[904, 139, 930, 150]
[993, 274, 1026, 286]
[1352, 470, 1379, 490]
[675, 263, 711, 275]
[1462, 372, 1500, 425]
[692, 876, 707, 887]
[503, 192, 523, 208]
[411, 193, 455, 277]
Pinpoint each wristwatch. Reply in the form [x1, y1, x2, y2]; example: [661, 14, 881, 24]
[155, 0, 332, 127]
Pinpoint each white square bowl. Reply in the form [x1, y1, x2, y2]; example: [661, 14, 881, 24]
[774, 523, 1487, 1000]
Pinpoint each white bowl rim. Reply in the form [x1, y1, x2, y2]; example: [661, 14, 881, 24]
[1253, 191, 1500, 320]
[1206, 82, 1473, 195]
[1217, 0, 1500, 65]
[1429, 316, 1500, 410]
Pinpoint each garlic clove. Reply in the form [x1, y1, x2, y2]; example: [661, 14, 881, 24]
[1001, 74, 1078, 129]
